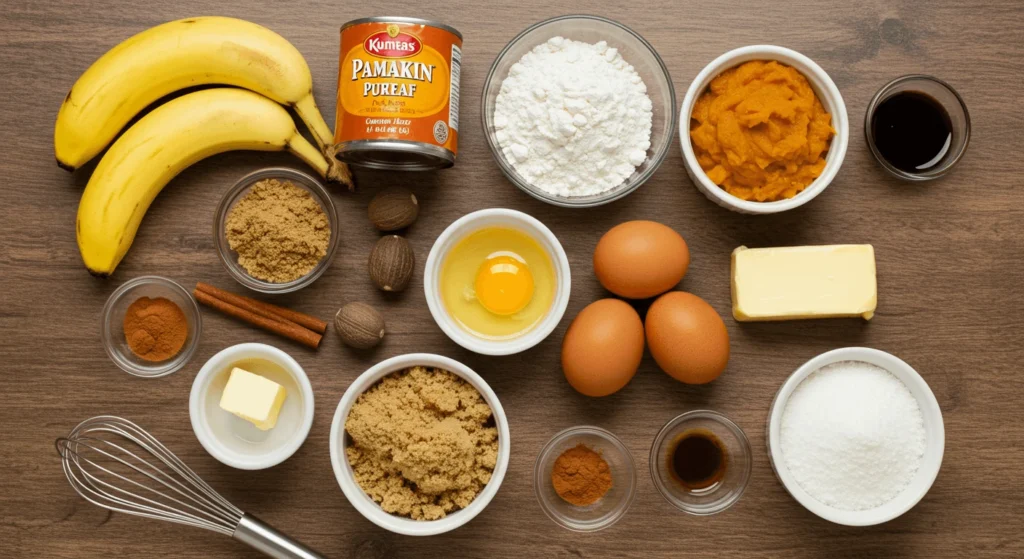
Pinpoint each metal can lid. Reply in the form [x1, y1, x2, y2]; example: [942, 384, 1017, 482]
[340, 17, 462, 40]
[334, 140, 455, 171]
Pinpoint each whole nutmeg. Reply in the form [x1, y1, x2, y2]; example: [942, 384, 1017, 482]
[369, 235, 414, 292]
[335, 303, 385, 349]
[368, 187, 419, 232]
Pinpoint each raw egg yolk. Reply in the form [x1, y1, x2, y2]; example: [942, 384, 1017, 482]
[475, 254, 534, 316]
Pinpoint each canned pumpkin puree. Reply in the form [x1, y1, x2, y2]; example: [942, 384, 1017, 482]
[334, 17, 462, 170]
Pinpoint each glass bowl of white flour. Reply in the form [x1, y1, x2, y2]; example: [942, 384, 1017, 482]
[482, 15, 676, 207]
[767, 347, 945, 526]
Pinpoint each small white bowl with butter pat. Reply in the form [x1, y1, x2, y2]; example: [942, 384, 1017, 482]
[190, 343, 314, 470]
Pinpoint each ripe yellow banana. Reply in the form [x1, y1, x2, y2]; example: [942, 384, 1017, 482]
[55, 16, 341, 177]
[77, 88, 347, 277]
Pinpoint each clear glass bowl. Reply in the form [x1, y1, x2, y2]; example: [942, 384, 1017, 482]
[650, 410, 752, 515]
[864, 75, 970, 181]
[534, 426, 637, 532]
[481, 15, 677, 208]
[100, 276, 202, 378]
[214, 167, 339, 294]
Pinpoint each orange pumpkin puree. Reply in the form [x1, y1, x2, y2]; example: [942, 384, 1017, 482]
[689, 61, 835, 202]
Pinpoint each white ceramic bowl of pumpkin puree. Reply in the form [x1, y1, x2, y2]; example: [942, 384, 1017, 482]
[679, 45, 849, 214]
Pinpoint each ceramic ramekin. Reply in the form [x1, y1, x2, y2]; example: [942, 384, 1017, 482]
[189, 343, 314, 470]
[679, 45, 849, 214]
[329, 353, 511, 536]
[767, 347, 945, 526]
[424, 208, 571, 355]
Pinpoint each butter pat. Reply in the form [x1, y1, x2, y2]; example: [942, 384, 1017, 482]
[731, 245, 877, 321]
[219, 367, 287, 431]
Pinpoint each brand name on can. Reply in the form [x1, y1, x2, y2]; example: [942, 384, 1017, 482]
[364, 31, 421, 58]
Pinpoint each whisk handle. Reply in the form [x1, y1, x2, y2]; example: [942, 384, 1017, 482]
[233, 514, 325, 559]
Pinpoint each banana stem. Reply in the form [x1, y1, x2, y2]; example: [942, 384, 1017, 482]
[288, 135, 354, 189]
[293, 94, 335, 152]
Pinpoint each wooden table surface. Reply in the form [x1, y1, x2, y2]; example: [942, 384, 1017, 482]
[3, 0, 1023, 557]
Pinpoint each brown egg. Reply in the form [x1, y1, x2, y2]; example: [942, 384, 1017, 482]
[593, 221, 690, 299]
[645, 292, 729, 384]
[561, 299, 645, 397]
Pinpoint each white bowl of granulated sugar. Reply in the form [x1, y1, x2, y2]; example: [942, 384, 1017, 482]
[767, 347, 945, 526]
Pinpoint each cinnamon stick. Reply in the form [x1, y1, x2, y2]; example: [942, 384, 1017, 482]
[195, 282, 327, 334]
[193, 289, 322, 349]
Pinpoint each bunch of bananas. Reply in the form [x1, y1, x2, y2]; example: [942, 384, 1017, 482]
[56, 16, 352, 276]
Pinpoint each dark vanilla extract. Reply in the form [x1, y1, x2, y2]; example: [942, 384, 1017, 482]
[871, 91, 952, 174]
[668, 429, 727, 490]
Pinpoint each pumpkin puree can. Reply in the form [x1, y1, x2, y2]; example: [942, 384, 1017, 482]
[334, 17, 462, 170]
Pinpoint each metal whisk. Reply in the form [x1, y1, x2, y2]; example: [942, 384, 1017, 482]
[56, 416, 323, 559]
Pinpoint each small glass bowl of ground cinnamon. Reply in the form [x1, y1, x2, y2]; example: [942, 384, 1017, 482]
[101, 276, 202, 377]
[214, 167, 339, 294]
[534, 426, 637, 532]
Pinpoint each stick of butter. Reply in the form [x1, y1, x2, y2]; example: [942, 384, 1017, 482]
[731, 245, 877, 321]
[219, 367, 287, 431]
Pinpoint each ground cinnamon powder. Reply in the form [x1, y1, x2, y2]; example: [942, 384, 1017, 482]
[551, 443, 613, 506]
[123, 297, 187, 362]
[225, 179, 330, 283]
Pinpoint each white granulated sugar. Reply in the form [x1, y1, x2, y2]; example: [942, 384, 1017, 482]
[493, 37, 653, 197]
[780, 361, 926, 511]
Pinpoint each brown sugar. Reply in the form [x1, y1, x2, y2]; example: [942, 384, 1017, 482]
[345, 366, 499, 520]
[225, 179, 330, 283]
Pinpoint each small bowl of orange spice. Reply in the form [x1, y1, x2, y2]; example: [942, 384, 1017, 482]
[679, 45, 849, 214]
[101, 276, 202, 378]
[534, 426, 636, 532]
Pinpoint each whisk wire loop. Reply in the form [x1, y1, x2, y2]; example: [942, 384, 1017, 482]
[57, 416, 243, 536]
[56, 416, 324, 559]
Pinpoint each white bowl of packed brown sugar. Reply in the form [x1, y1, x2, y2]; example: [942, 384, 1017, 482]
[215, 167, 339, 294]
[329, 353, 510, 536]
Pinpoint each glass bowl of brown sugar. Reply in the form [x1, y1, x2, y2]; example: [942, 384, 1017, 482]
[100, 276, 202, 378]
[214, 167, 339, 294]
[534, 425, 637, 532]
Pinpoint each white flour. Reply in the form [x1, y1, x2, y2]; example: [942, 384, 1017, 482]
[493, 37, 653, 197]
[780, 361, 926, 511]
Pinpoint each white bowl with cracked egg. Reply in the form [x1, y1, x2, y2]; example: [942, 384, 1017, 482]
[767, 347, 944, 526]
[424, 208, 571, 355]
[482, 15, 677, 207]
[680, 45, 849, 214]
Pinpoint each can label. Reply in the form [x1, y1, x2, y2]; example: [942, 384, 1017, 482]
[335, 20, 461, 159]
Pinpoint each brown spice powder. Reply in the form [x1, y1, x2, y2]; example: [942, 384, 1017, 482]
[345, 366, 499, 521]
[123, 296, 187, 362]
[225, 179, 330, 283]
[551, 443, 613, 506]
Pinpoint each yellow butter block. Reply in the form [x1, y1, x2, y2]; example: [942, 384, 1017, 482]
[219, 367, 287, 431]
[731, 245, 877, 321]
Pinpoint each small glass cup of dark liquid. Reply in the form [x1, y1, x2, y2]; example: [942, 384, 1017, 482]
[865, 75, 970, 181]
[649, 410, 752, 515]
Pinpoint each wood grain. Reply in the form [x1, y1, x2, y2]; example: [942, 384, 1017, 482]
[2, 0, 1023, 557]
